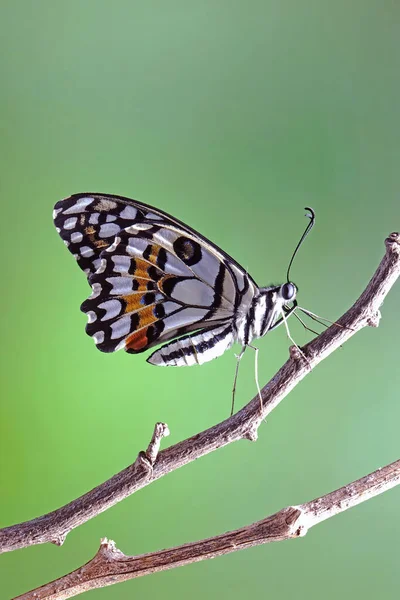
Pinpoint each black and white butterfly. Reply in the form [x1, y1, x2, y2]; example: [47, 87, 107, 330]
[53, 193, 316, 409]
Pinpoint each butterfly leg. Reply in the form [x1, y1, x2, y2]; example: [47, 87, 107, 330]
[280, 309, 311, 369]
[296, 306, 353, 331]
[247, 343, 263, 414]
[293, 311, 320, 336]
[231, 346, 246, 416]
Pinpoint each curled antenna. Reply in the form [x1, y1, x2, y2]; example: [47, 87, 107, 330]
[286, 207, 315, 282]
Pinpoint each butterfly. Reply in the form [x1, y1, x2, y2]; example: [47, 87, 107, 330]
[53, 193, 315, 410]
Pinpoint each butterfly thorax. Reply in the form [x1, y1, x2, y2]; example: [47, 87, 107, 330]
[235, 283, 297, 346]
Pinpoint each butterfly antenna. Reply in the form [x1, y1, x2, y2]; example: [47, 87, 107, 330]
[286, 207, 315, 282]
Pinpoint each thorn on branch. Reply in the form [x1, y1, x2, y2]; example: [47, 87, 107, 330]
[50, 534, 66, 547]
[385, 232, 400, 252]
[244, 425, 258, 442]
[367, 310, 381, 328]
[97, 537, 123, 561]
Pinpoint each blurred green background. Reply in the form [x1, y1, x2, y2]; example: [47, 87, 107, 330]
[1, 1, 399, 598]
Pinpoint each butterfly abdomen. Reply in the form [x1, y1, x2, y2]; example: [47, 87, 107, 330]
[147, 324, 235, 366]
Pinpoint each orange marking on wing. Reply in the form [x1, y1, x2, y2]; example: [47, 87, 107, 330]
[125, 330, 149, 351]
[138, 305, 158, 328]
[133, 258, 152, 280]
[122, 293, 146, 313]
[94, 239, 109, 249]
[158, 274, 176, 294]
[146, 244, 162, 265]
[84, 225, 108, 249]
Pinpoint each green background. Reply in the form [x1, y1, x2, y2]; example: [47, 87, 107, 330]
[1, 1, 399, 598]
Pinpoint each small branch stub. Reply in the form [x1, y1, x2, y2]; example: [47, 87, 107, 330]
[145, 422, 170, 465]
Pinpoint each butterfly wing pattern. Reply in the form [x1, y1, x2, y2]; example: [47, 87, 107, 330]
[53, 193, 269, 367]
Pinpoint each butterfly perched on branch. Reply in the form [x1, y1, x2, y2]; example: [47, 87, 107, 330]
[54, 193, 316, 411]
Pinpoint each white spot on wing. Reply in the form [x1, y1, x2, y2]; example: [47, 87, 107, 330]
[64, 217, 78, 230]
[89, 213, 100, 225]
[106, 237, 121, 252]
[71, 231, 83, 243]
[87, 311, 97, 323]
[112, 255, 131, 273]
[127, 222, 153, 231]
[80, 246, 94, 257]
[152, 228, 178, 246]
[110, 315, 132, 339]
[126, 237, 149, 256]
[93, 331, 105, 345]
[107, 276, 133, 295]
[63, 197, 94, 214]
[98, 299, 122, 321]
[119, 206, 138, 220]
[53, 208, 62, 218]
[146, 211, 163, 220]
[99, 223, 121, 238]
[89, 283, 102, 299]
[94, 258, 105, 273]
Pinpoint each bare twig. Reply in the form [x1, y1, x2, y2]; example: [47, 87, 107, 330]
[14, 459, 400, 600]
[1, 233, 399, 555]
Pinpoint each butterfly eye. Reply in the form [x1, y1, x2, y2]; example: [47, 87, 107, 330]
[281, 282, 296, 301]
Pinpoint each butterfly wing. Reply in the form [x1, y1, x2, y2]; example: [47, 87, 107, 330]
[54, 193, 258, 364]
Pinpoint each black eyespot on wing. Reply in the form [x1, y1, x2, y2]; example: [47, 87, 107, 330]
[154, 304, 165, 319]
[148, 265, 163, 282]
[173, 236, 202, 266]
[142, 292, 156, 305]
[147, 320, 165, 343]
[156, 247, 167, 270]
[161, 276, 178, 297]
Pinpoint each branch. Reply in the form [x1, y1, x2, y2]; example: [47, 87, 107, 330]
[14, 458, 400, 599]
[1, 233, 399, 555]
